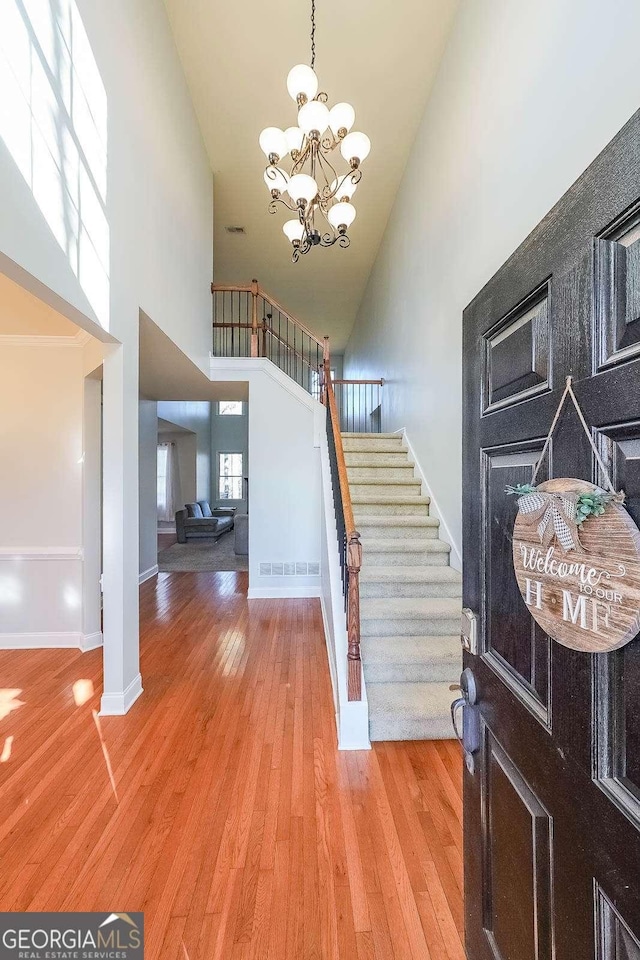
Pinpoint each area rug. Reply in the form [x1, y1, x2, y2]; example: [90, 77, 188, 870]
[158, 531, 248, 572]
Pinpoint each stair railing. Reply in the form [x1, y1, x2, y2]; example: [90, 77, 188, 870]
[325, 369, 363, 701]
[211, 280, 330, 399]
[333, 378, 385, 434]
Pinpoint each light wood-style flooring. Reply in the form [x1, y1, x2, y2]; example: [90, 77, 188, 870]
[0, 571, 463, 959]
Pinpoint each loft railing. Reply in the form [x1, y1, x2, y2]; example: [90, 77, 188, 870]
[333, 378, 384, 433]
[211, 280, 330, 399]
[325, 370, 362, 700]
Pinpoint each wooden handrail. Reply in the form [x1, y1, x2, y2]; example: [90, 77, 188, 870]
[212, 280, 325, 349]
[333, 378, 385, 385]
[326, 371, 362, 701]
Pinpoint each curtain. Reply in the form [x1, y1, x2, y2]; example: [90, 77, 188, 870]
[157, 442, 181, 522]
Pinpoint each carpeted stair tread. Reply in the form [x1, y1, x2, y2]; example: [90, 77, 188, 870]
[349, 478, 422, 486]
[345, 456, 416, 467]
[341, 432, 400, 439]
[361, 597, 461, 621]
[342, 440, 405, 453]
[361, 538, 450, 553]
[363, 635, 460, 682]
[357, 516, 439, 528]
[360, 566, 461, 583]
[367, 682, 457, 741]
[352, 494, 431, 505]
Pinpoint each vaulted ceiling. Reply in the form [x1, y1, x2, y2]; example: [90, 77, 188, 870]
[164, 0, 458, 349]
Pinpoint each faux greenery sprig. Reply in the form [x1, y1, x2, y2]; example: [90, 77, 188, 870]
[505, 484, 613, 524]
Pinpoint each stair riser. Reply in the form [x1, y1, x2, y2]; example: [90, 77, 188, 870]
[364, 661, 459, 683]
[348, 466, 416, 480]
[360, 580, 463, 599]
[363, 551, 449, 566]
[345, 453, 409, 466]
[361, 617, 460, 637]
[349, 483, 422, 498]
[357, 525, 438, 539]
[342, 439, 404, 452]
[354, 503, 430, 517]
[369, 715, 454, 742]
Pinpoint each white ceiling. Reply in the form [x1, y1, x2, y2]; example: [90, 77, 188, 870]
[164, 0, 458, 349]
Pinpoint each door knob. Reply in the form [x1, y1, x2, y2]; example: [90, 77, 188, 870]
[451, 668, 480, 774]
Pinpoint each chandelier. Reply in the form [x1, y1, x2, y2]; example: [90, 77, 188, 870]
[259, 0, 371, 263]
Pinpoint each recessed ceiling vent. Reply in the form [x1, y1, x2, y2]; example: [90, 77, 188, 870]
[226, 225, 246, 235]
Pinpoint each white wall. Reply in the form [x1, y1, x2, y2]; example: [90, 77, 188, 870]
[0, 340, 99, 647]
[0, 0, 213, 711]
[157, 401, 212, 502]
[209, 359, 322, 599]
[139, 399, 158, 580]
[344, 0, 640, 557]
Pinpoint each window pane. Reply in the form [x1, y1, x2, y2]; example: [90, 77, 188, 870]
[157, 446, 168, 510]
[219, 476, 243, 500]
[219, 401, 243, 415]
[219, 452, 243, 476]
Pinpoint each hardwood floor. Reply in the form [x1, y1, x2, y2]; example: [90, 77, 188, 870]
[0, 572, 463, 959]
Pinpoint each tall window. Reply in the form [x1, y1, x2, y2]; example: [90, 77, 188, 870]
[218, 401, 243, 415]
[157, 445, 169, 512]
[219, 453, 243, 500]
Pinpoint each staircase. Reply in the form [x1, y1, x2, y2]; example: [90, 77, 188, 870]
[343, 432, 461, 741]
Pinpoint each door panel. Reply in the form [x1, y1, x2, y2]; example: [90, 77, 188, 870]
[483, 733, 552, 960]
[481, 445, 551, 720]
[463, 110, 640, 960]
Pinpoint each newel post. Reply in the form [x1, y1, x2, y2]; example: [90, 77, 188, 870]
[347, 531, 363, 701]
[250, 279, 259, 358]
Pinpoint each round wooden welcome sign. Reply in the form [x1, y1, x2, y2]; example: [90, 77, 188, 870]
[512, 479, 640, 652]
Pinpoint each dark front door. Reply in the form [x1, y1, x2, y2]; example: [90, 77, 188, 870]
[462, 110, 640, 960]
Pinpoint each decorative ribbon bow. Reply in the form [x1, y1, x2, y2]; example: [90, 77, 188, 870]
[516, 491, 583, 553]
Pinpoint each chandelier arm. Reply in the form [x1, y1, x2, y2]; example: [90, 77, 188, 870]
[289, 138, 312, 177]
[315, 148, 339, 194]
[268, 196, 296, 215]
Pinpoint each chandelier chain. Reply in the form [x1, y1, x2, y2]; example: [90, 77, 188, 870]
[310, 0, 316, 70]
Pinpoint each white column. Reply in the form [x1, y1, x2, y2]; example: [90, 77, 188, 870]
[82, 376, 103, 651]
[100, 340, 142, 714]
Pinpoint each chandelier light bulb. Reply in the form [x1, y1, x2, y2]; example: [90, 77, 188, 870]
[288, 173, 318, 206]
[285, 126, 305, 157]
[286, 64, 318, 104]
[264, 167, 289, 195]
[259, 127, 288, 162]
[328, 201, 356, 231]
[283, 219, 305, 243]
[340, 131, 371, 166]
[331, 175, 358, 201]
[298, 100, 330, 137]
[329, 102, 355, 137]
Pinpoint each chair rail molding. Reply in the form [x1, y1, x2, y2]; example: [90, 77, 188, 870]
[0, 546, 84, 560]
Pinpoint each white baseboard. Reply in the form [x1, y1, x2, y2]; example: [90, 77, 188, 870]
[139, 564, 159, 584]
[80, 631, 103, 651]
[394, 427, 463, 572]
[100, 672, 143, 715]
[0, 631, 83, 649]
[247, 586, 321, 599]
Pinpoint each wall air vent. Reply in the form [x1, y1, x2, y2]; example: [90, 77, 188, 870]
[258, 562, 321, 576]
[225, 225, 246, 235]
